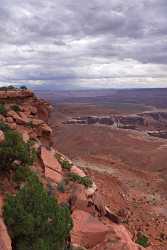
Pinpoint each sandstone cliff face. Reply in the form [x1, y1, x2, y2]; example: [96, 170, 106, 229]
[0, 89, 150, 250]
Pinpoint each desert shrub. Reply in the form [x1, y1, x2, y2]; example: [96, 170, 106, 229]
[135, 232, 150, 248]
[0, 122, 10, 132]
[20, 85, 27, 90]
[0, 130, 36, 172]
[11, 104, 21, 113]
[60, 159, 73, 170]
[68, 173, 92, 188]
[26, 121, 34, 128]
[0, 103, 6, 115]
[3, 176, 73, 250]
[57, 180, 66, 193]
[13, 166, 35, 184]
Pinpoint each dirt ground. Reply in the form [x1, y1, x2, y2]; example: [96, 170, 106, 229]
[49, 103, 167, 250]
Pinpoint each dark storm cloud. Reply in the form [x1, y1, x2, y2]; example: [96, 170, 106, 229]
[0, 0, 166, 88]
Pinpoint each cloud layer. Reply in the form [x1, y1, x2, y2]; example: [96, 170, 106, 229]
[0, 0, 167, 88]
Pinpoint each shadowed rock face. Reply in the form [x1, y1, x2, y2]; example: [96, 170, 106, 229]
[64, 111, 167, 139]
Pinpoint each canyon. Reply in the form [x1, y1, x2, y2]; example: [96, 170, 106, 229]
[0, 88, 153, 250]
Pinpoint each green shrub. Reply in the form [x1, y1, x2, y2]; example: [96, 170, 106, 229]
[26, 121, 34, 128]
[57, 180, 66, 193]
[13, 166, 35, 184]
[68, 173, 92, 188]
[20, 85, 27, 90]
[4, 176, 73, 250]
[0, 122, 11, 132]
[60, 160, 73, 170]
[0, 104, 6, 115]
[135, 232, 150, 248]
[11, 104, 21, 113]
[0, 130, 36, 172]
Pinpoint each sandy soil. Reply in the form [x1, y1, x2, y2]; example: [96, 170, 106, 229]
[49, 103, 167, 250]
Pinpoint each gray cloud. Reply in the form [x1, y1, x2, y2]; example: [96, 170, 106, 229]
[0, 0, 166, 89]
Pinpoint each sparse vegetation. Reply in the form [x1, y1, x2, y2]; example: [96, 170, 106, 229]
[4, 175, 73, 250]
[68, 173, 92, 188]
[0, 130, 36, 172]
[26, 121, 34, 128]
[60, 159, 73, 170]
[0, 122, 11, 132]
[20, 85, 27, 90]
[57, 180, 66, 193]
[11, 104, 21, 113]
[0, 103, 6, 115]
[135, 232, 150, 248]
[13, 166, 35, 184]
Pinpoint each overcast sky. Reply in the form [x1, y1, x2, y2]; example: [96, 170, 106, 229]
[0, 0, 167, 89]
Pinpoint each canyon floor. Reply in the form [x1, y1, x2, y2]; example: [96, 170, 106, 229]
[44, 91, 167, 250]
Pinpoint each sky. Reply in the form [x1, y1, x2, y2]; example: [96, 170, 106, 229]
[0, 0, 167, 89]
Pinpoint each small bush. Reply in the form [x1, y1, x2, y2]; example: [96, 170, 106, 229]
[60, 160, 73, 170]
[13, 166, 34, 184]
[0, 122, 11, 132]
[4, 176, 73, 250]
[136, 232, 150, 248]
[20, 85, 27, 90]
[0, 130, 36, 172]
[57, 180, 66, 193]
[11, 104, 21, 113]
[0, 104, 6, 115]
[68, 173, 92, 188]
[26, 121, 34, 128]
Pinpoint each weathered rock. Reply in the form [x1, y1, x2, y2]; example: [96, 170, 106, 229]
[0, 114, 5, 122]
[8, 122, 17, 130]
[0, 218, 12, 250]
[69, 184, 88, 212]
[0, 130, 5, 144]
[0, 89, 33, 99]
[21, 130, 30, 143]
[7, 110, 20, 120]
[92, 192, 106, 216]
[85, 182, 97, 197]
[39, 123, 52, 137]
[0, 196, 12, 250]
[92, 224, 145, 250]
[71, 166, 86, 177]
[40, 146, 62, 173]
[31, 118, 44, 126]
[7, 110, 29, 125]
[45, 167, 63, 184]
[5, 117, 13, 123]
[71, 210, 110, 248]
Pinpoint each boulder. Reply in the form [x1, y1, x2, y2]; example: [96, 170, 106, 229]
[7, 110, 20, 120]
[45, 167, 63, 184]
[85, 182, 97, 197]
[92, 224, 145, 250]
[0, 114, 5, 122]
[39, 123, 52, 137]
[71, 210, 110, 248]
[0, 130, 5, 144]
[7, 110, 29, 125]
[40, 146, 62, 173]
[8, 122, 17, 130]
[92, 192, 106, 216]
[0, 218, 12, 250]
[0, 196, 12, 250]
[5, 117, 13, 123]
[31, 118, 44, 126]
[71, 166, 86, 177]
[21, 130, 30, 143]
[69, 184, 88, 211]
